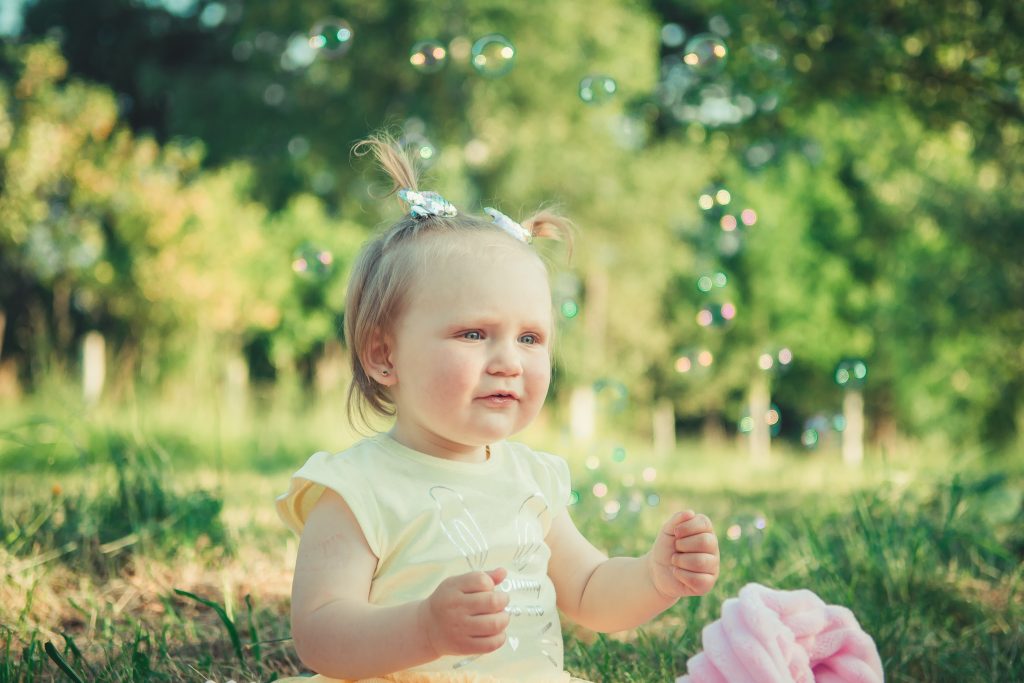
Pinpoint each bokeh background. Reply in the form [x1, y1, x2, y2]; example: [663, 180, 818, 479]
[1, 0, 1023, 455]
[1, 1, 1023, 681]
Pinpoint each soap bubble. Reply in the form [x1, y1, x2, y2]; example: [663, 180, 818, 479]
[308, 18, 353, 58]
[471, 34, 516, 77]
[579, 75, 618, 104]
[726, 512, 767, 543]
[661, 23, 686, 48]
[399, 132, 437, 167]
[739, 406, 781, 437]
[683, 33, 728, 75]
[835, 358, 868, 388]
[593, 378, 629, 414]
[292, 244, 334, 280]
[410, 40, 447, 73]
[281, 33, 318, 70]
[263, 83, 285, 107]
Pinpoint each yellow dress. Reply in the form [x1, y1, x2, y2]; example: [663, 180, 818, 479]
[276, 434, 591, 683]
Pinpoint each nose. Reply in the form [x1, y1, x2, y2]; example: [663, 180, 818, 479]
[486, 338, 523, 376]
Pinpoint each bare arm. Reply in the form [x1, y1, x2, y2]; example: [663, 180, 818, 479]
[290, 489, 510, 679]
[546, 509, 720, 633]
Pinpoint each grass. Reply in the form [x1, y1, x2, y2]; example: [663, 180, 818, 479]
[1, 389, 1022, 682]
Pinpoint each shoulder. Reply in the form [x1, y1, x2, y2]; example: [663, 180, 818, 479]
[501, 441, 572, 495]
[293, 436, 390, 476]
[276, 437, 389, 543]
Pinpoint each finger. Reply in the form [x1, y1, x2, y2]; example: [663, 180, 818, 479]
[673, 552, 719, 574]
[485, 566, 508, 587]
[461, 570, 501, 593]
[672, 566, 718, 594]
[674, 513, 714, 538]
[467, 588, 510, 615]
[661, 510, 695, 534]
[467, 632, 507, 654]
[467, 610, 511, 637]
[674, 532, 720, 554]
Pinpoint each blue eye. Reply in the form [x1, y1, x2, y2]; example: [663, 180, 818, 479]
[519, 334, 537, 345]
[463, 331, 483, 340]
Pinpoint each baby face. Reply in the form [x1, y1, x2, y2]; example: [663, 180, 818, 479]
[385, 234, 554, 460]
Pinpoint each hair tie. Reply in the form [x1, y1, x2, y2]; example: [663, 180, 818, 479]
[398, 188, 458, 219]
[484, 207, 532, 244]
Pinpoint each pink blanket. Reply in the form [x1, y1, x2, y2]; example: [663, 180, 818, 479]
[677, 583, 884, 683]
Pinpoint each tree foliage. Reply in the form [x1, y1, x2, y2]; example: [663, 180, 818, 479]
[3, 0, 1022, 449]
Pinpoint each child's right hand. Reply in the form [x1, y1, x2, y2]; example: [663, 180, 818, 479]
[419, 567, 511, 657]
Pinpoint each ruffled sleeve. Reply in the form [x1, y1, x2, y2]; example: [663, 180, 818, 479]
[275, 450, 385, 558]
[527, 449, 572, 535]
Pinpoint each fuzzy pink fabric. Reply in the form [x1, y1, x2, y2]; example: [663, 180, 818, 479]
[677, 583, 884, 683]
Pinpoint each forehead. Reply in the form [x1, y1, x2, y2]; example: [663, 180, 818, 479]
[402, 233, 552, 322]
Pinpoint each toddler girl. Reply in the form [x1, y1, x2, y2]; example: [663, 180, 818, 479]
[276, 135, 720, 682]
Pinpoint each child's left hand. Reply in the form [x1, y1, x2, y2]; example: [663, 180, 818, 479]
[648, 510, 720, 600]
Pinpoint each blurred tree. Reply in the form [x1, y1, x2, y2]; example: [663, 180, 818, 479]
[4, 0, 1022, 449]
[0, 41, 363, 398]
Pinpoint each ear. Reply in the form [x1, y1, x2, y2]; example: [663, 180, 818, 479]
[363, 327, 397, 387]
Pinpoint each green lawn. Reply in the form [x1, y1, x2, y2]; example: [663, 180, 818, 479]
[1, 395, 1022, 682]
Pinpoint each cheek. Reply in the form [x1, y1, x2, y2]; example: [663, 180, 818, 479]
[526, 354, 552, 393]
[429, 352, 479, 395]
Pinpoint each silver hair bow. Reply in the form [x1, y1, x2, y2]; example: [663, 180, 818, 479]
[398, 188, 458, 219]
[484, 207, 532, 244]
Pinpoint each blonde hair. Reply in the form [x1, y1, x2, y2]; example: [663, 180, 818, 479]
[345, 133, 574, 428]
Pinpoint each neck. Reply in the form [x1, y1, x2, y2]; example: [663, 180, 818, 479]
[387, 427, 491, 463]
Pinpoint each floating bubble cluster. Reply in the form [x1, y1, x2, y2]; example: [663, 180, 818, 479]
[409, 40, 447, 73]
[308, 18, 353, 58]
[579, 75, 618, 104]
[471, 34, 516, 77]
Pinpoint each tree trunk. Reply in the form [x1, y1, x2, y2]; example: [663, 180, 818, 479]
[224, 351, 249, 421]
[569, 385, 596, 444]
[653, 398, 676, 457]
[748, 373, 771, 464]
[583, 267, 609, 375]
[842, 389, 865, 466]
[82, 331, 106, 404]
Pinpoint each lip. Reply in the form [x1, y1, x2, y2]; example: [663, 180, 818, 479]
[477, 390, 520, 400]
[476, 391, 520, 407]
